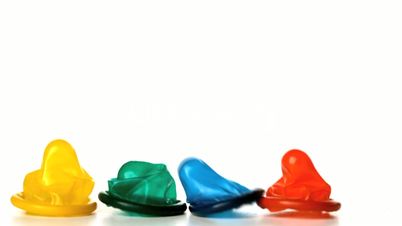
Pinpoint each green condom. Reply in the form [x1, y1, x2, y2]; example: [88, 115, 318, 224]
[99, 161, 186, 216]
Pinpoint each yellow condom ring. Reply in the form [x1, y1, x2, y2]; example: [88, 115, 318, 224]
[11, 193, 97, 216]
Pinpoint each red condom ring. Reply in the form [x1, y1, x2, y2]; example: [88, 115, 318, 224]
[258, 149, 341, 212]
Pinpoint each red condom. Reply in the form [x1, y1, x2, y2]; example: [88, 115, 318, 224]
[258, 149, 341, 212]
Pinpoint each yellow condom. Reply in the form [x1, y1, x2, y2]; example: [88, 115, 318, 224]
[11, 139, 97, 216]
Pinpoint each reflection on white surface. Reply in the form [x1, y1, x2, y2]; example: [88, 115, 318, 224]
[263, 212, 339, 226]
[102, 211, 186, 226]
[187, 212, 338, 226]
[11, 214, 96, 226]
[9, 208, 340, 226]
[187, 209, 259, 226]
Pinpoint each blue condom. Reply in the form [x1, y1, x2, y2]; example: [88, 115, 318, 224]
[178, 158, 263, 215]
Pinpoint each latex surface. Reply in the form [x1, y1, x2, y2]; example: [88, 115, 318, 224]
[108, 161, 179, 206]
[178, 158, 251, 208]
[11, 139, 96, 216]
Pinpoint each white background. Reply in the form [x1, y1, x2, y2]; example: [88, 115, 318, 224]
[1, 1, 402, 225]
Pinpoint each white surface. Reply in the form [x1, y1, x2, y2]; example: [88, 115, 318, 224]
[1, 1, 402, 225]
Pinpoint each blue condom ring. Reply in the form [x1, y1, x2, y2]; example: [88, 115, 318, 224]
[189, 189, 264, 215]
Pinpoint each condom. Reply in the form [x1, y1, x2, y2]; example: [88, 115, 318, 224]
[178, 157, 264, 215]
[11, 139, 96, 216]
[98, 161, 186, 216]
[258, 149, 341, 212]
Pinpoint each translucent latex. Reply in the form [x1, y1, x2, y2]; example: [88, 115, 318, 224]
[108, 161, 179, 206]
[259, 149, 340, 212]
[11, 139, 96, 216]
[178, 158, 251, 208]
